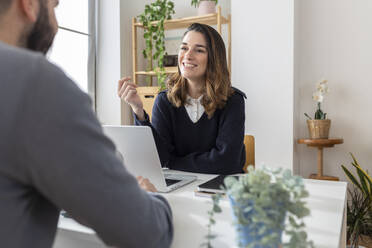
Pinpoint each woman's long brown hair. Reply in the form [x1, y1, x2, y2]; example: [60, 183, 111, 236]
[167, 23, 233, 119]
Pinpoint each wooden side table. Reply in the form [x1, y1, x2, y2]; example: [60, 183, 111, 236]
[297, 138, 344, 181]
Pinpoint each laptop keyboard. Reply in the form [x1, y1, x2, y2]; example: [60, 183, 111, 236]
[165, 178, 181, 186]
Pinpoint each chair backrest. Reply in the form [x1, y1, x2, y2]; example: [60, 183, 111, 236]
[243, 134, 255, 173]
[136, 86, 159, 121]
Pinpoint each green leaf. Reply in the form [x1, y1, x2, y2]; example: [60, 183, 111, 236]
[357, 168, 370, 196]
[341, 165, 363, 191]
[351, 153, 372, 187]
[348, 153, 372, 197]
[350, 152, 359, 166]
[205, 234, 217, 239]
[314, 109, 324, 119]
[304, 113, 312, 120]
[213, 205, 222, 213]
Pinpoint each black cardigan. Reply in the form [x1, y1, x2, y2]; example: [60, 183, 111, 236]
[135, 88, 246, 175]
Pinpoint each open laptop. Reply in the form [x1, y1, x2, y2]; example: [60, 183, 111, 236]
[102, 125, 197, 193]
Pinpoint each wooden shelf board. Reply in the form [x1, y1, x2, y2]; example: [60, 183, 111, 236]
[309, 174, 339, 181]
[297, 138, 344, 146]
[135, 13, 228, 30]
[136, 66, 178, 76]
[136, 86, 160, 94]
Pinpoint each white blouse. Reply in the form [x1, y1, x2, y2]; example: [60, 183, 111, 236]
[185, 95, 205, 123]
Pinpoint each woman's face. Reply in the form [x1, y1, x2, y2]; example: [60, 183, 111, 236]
[178, 31, 208, 83]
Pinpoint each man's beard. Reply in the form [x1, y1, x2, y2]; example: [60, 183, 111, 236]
[25, 0, 56, 55]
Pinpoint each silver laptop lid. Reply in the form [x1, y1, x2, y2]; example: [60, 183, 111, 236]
[102, 125, 168, 192]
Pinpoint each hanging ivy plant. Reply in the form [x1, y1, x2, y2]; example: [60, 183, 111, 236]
[138, 0, 175, 90]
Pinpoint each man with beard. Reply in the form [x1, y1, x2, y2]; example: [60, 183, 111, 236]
[0, 1, 173, 248]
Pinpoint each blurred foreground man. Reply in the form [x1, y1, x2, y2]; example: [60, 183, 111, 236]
[0, 0, 173, 247]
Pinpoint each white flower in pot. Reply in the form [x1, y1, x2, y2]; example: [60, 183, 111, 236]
[304, 78, 331, 139]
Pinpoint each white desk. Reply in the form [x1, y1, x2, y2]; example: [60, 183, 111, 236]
[55, 171, 347, 248]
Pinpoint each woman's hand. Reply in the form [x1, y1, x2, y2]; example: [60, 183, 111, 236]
[136, 176, 157, 193]
[118, 77, 145, 120]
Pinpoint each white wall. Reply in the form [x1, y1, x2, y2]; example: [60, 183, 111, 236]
[296, 0, 372, 180]
[232, 0, 372, 177]
[96, 0, 121, 125]
[231, 0, 295, 170]
[293, 0, 301, 175]
[119, 0, 148, 125]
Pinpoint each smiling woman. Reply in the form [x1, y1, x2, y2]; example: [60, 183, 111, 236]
[178, 31, 208, 87]
[118, 23, 246, 175]
[168, 23, 233, 119]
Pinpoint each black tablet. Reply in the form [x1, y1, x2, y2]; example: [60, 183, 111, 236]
[197, 175, 239, 194]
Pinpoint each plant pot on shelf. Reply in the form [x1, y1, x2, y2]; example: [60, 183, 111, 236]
[163, 54, 178, 67]
[307, 119, 331, 139]
[198, 0, 216, 15]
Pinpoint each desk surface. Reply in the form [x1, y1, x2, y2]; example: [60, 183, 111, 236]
[58, 171, 347, 248]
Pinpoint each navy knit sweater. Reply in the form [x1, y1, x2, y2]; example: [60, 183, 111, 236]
[135, 88, 246, 175]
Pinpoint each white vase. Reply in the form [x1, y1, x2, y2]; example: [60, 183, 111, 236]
[198, 1, 216, 16]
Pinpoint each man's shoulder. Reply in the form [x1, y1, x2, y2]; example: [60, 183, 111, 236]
[0, 41, 65, 76]
[0, 42, 81, 94]
[0, 41, 43, 66]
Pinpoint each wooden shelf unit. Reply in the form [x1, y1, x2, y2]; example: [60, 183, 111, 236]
[133, 12, 229, 30]
[131, 6, 231, 85]
[135, 66, 178, 76]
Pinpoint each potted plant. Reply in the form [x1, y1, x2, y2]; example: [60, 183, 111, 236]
[304, 78, 331, 139]
[203, 166, 314, 248]
[341, 153, 372, 248]
[138, 0, 175, 90]
[191, 0, 218, 15]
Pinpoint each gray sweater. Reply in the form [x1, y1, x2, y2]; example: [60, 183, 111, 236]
[0, 41, 173, 248]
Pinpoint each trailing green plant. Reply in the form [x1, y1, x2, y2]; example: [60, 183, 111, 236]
[191, 0, 218, 8]
[304, 79, 329, 120]
[341, 153, 372, 247]
[138, 0, 175, 90]
[200, 194, 222, 248]
[203, 166, 314, 248]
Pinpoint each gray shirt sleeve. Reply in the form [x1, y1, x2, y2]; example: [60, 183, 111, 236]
[14, 57, 173, 248]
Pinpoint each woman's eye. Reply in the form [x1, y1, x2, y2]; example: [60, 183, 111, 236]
[180, 47, 187, 51]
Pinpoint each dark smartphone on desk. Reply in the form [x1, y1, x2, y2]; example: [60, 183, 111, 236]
[197, 175, 239, 194]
